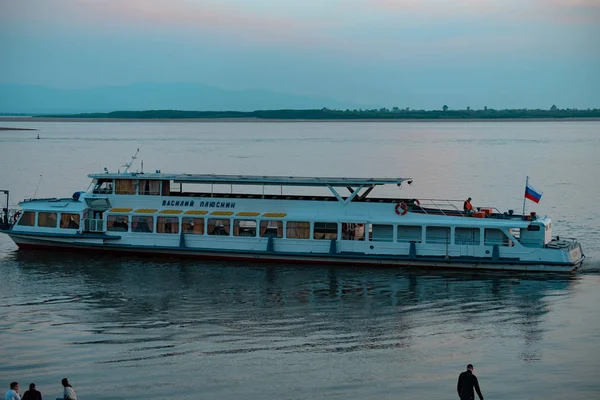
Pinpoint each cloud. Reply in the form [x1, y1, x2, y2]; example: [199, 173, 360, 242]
[551, 0, 600, 6]
[2, 0, 398, 58]
[368, 0, 511, 19]
[367, 0, 600, 24]
[1, 0, 326, 44]
[530, 0, 600, 23]
[2, 0, 596, 73]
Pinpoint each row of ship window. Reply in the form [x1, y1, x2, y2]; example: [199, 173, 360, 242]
[17, 212, 80, 229]
[17, 210, 516, 246]
[93, 179, 166, 195]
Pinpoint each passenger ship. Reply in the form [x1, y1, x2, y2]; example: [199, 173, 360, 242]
[0, 167, 584, 272]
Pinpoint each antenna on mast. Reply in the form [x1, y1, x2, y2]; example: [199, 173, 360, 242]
[32, 175, 43, 198]
[122, 148, 140, 173]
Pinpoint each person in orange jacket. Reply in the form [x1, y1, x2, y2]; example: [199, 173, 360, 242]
[463, 197, 473, 213]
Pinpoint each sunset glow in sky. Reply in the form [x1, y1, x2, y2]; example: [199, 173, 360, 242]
[1, 0, 599, 108]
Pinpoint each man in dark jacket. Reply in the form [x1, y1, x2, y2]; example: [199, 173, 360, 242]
[21, 383, 42, 400]
[457, 364, 484, 400]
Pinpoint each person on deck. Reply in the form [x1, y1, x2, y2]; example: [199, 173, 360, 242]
[1, 208, 8, 228]
[457, 364, 484, 400]
[463, 197, 473, 213]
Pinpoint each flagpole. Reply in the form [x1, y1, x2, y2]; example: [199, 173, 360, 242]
[522, 176, 528, 217]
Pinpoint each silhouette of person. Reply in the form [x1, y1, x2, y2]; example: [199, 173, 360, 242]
[457, 364, 484, 400]
[21, 383, 41, 400]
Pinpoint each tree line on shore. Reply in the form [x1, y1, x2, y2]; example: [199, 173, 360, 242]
[38, 105, 600, 120]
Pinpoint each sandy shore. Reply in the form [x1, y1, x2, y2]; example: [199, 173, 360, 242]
[0, 117, 599, 123]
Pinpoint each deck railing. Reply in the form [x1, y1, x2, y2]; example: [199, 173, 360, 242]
[1, 209, 21, 230]
[410, 199, 502, 217]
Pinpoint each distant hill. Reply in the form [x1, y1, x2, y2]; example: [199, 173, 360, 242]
[0, 83, 365, 114]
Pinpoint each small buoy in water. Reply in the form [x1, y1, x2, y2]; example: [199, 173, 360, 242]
[36, 134, 40, 139]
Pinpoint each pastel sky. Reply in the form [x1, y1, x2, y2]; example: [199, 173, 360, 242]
[1, 0, 599, 109]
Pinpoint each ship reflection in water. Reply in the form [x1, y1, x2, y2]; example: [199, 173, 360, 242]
[1, 250, 594, 400]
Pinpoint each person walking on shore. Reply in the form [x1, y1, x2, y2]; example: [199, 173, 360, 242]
[457, 364, 484, 400]
[5, 382, 21, 400]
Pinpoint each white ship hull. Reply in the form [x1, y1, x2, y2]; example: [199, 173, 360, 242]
[8, 231, 582, 273]
[1, 171, 585, 273]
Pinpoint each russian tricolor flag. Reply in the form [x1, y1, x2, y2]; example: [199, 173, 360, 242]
[525, 180, 542, 203]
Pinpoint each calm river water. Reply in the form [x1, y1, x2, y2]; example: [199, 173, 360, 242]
[0, 120, 599, 399]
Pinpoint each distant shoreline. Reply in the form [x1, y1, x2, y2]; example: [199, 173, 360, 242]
[1, 117, 599, 123]
[3, 107, 600, 122]
[0, 126, 38, 130]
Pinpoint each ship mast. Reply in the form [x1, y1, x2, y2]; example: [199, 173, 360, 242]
[122, 148, 140, 173]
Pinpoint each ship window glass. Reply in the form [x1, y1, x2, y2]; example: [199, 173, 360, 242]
[38, 212, 57, 228]
[509, 228, 520, 239]
[286, 221, 310, 239]
[314, 222, 338, 240]
[162, 181, 171, 196]
[107, 215, 129, 232]
[115, 179, 136, 195]
[397, 225, 422, 243]
[234, 220, 257, 237]
[517, 227, 542, 247]
[426, 226, 450, 244]
[132, 216, 154, 233]
[60, 213, 80, 229]
[260, 220, 283, 238]
[183, 217, 204, 235]
[139, 180, 161, 196]
[484, 228, 510, 246]
[17, 211, 35, 226]
[91, 210, 104, 220]
[455, 227, 480, 245]
[157, 216, 179, 234]
[93, 179, 113, 194]
[208, 218, 230, 236]
[527, 225, 541, 231]
[370, 224, 393, 242]
[342, 223, 365, 241]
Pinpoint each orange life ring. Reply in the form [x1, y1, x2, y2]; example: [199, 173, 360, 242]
[395, 202, 409, 216]
[13, 211, 21, 224]
[412, 199, 421, 207]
